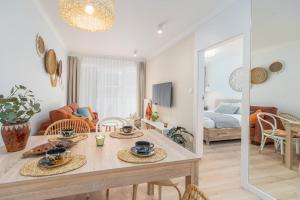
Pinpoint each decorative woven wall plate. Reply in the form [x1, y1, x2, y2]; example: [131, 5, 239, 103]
[45, 49, 57, 75]
[50, 74, 58, 87]
[57, 60, 62, 77]
[269, 61, 284, 73]
[229, 67, 243, 92]
[251, 67, 268, 84]
[36, 34, 46, 57]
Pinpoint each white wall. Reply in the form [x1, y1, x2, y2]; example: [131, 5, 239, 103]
[205, 37, 243, 109]
[251, 39, 300, 116]
[146, 34, 195, 133]
[0, 0, 67, 145]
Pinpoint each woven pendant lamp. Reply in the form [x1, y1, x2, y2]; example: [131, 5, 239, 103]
[59, 0, 115, 32]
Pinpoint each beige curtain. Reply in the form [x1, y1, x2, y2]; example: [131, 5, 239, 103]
[137, 62, 146, 117]
[67, 56, 80, 104]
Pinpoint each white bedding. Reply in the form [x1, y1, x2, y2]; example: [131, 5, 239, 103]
[203, 111, 242, 129]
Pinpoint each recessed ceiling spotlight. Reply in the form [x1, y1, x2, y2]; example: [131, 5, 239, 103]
[133, 50, 137, 57]
[157, 23, 164, 35]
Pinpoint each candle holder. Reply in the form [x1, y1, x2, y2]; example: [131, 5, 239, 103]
[95, 134, 105, 147]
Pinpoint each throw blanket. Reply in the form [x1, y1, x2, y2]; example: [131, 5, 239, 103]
[204, 112, 240, 128]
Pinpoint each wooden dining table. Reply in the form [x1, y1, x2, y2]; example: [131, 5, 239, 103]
[0, 130, 200, 200]
[284, 121, 300, 170]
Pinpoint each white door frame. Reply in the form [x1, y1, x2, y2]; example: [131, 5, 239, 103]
[194, 29, 275, 200]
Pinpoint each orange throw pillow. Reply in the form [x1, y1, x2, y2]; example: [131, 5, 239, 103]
[84, 118, 96, 130]
[87, 106, 96, 120]
[70, 115, 95, 130]
[250, 109, 263, 124]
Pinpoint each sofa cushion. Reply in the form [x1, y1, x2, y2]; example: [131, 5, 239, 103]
[60, 106, 74, 114]
[49, 106, 73, 122]
[70, 115, 95, 131]
[77, 107, 93, 120]
[250, 109, 263, 124]
[69, 103, 79, 112]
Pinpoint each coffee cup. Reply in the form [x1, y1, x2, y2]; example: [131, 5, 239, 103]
[46, 147, 71, 162]
[61, 128, 74, 137]
[135, 141, 154, 153]
[121, 125, 133, 134]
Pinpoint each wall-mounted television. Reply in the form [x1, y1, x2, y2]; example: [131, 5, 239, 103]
[152, 82, 172, 107]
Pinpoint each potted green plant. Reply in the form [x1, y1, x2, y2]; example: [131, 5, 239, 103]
[0, 85, 41, 152]
[167, 126, 194, 151]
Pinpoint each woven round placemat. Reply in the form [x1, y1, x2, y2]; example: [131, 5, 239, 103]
[48, 134, 88, 143]
[117, 148, 167, 164]
[20, 154, 86, 177]
[110, 131, 144, 139]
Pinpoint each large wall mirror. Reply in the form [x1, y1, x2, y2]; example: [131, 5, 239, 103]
[249, 0, 300, 198]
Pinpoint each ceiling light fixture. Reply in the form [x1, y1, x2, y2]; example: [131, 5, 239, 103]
[59, 0, 116, 32]
[157, 24, 164, 35]
[133, 51, 137, 57]
[84, 4, 95, 15]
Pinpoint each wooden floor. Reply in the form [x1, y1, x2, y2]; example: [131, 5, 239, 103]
[249, 143, 300, 200]
[55, 140, 259, 200]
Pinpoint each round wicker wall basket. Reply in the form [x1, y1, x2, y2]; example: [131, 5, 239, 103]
[45, 49, 57, 75]
[269, 61, 284, 73]
[251, 67, 268, 84]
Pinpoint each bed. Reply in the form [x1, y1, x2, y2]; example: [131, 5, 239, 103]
[203, 99, 241, 144]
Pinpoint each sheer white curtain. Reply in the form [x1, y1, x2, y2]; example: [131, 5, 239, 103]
[79, 56, 137, 118]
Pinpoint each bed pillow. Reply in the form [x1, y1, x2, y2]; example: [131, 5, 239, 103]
[215, 103, 239, 114]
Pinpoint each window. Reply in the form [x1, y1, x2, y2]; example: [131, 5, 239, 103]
[79, 57, 137, 118]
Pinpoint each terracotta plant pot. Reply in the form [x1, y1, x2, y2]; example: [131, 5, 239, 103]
[1, 123, 31, 152]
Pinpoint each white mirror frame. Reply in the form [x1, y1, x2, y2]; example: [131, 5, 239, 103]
[194, 0, 275, 199]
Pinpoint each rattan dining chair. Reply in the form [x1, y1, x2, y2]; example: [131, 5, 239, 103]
[182, 184, 208, 200]
[95, 117, 133, 132]
[44, 119, 90, 135]
[148, 179, 181, 200]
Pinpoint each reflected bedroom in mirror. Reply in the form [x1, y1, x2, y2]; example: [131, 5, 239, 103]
[249, 0, 300, 199]
[203, 36, 243, 154]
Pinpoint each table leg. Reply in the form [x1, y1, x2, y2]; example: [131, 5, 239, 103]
[285, 126, 293, 169]
[185, 176, 191, 189]
[147, 183, 154, 196]
[132, 184, 138, 200]
[186, 161, 199, 189]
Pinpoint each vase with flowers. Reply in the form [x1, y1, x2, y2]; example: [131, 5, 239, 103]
[0, 85, 41, 152]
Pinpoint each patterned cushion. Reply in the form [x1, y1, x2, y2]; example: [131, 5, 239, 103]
[264, 129, 286, 137]
[264, 129, 300, 138]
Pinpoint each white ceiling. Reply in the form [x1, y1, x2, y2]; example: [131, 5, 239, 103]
[38, 0, 237, 59]
[252, 0, 300, 50]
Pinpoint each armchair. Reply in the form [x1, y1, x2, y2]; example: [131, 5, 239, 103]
[250, 106, 284, 145]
